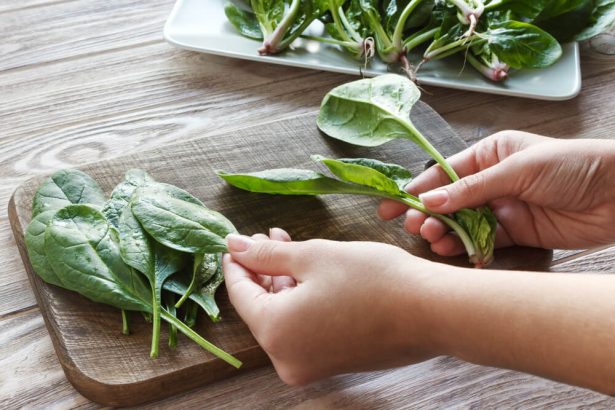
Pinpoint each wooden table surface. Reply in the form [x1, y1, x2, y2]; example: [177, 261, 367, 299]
[1, 1, 614, 408]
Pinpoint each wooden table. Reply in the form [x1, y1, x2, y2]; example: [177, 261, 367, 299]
[1, 1, 614, 407]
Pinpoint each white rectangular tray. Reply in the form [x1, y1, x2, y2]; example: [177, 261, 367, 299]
[164, 0, 582, 101]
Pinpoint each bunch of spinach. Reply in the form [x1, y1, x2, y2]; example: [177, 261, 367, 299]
[223, 0, 615, 81]
[218, 74, 497, 267]
[25, 169, 241, 366]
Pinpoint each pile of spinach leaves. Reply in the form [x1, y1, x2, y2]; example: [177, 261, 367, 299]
[218, 74, 497, 267]
[224, 0, 615, 81]
[25, 169, 241, 367]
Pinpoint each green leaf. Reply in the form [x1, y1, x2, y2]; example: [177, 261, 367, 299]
[312, 155, 411, 195]
[25, 210, 64, 287]
[317, 74, 421, 147]
[486, 0, 551, 21]
[32, 169, 106, 218]
[535, 0, 594, 42]
[455, 207, 498, 267]
[319, 156, 412, 191]
[224, 2, 264, 40]
[317, 75, 458, 182]
[131, 189, 237, 254]
[485, 20, 563, 68]
[575, 0, 615, 41]
[102, 169, 154, 229]
[217, 168, 385, 196]
[45, 204, 152, 312]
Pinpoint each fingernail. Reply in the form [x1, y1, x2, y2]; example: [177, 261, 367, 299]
[419, 190, 449, 207]
[226, 234, 254, 252]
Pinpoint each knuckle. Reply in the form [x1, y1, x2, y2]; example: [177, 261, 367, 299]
[253, 241, 277, 265]
[457, 172, 486, 199]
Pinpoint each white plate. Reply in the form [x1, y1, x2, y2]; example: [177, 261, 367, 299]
[164, 0, 582, 101]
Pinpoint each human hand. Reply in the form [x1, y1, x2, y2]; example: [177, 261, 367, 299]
[223, 230, 439, 385]
[379, 131, 615, 254]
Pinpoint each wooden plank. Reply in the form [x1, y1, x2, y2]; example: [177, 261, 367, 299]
[11, 108, 552, 405]
[3, 309, 614, 409]
[0, 0, 169, 72]
[550, 246, 615, 274]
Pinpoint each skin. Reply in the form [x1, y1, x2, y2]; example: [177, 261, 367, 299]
[224, 132, 615, 394]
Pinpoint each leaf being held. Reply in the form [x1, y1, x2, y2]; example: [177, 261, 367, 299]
[217, 168, 383, 196]
[312, 155, 412, 194]
[317, 74, 421, 147]
[131, 188, 237, 254]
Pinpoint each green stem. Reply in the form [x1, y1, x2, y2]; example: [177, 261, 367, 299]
[175, 254, 202, 308]
[301, 34, 359, 50]
[392, 0, 423, 49]
[160, 310, 242, 368]
[268, 0, 301, 52]
[121, 309, 130, 335]
[329, 2, 353, 43]
[483, 0, 506, 10]
[400, 121, 460, 182]
[338, 7, 362, 43]
[150, 288, 161, 358]
[396, 196, 476, 259]
[403, 27, 438, 51]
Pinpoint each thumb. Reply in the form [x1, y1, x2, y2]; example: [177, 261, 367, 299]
[418, 159, 518, 213]
[226, 233, 296, 277]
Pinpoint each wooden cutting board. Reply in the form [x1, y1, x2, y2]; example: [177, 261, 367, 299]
[8, 105, 553, 406]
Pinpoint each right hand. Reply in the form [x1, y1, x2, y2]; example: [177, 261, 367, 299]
[378, 131, 615, 255]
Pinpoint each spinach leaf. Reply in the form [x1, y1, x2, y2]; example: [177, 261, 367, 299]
[164, 274, 222, 322]
[32, 169, 106, 218]
[45, 204, 153, 312]
[102, 169, 154, 229]
[103, 169, 204, 231]
[317, 74, 459, 182]
[224, 2, 264, 40]
[484, 20, 562, 68]
[535, 0, 594, 42]
[118, 206, 185, 358]
[217, 168, 388, 197]
[174, 253, 205, 308]
[131, 188, 237, 254]
[313, 155, 412, 191]
[574, 0, 615, 41]
[25, 210, 64, 287]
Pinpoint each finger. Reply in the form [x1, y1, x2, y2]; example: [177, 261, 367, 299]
[378, 199, 408, 220]
[419, 217, 449, 243]
[430, 235, 465, 256]
[419, 156, 521, 214]
[406, 145, 483, 195]
[269, 227, 292, 242]
[404, 209, 428, 235]
[268, 228, 297, 292]
[223, 253, 269, 324]
[251, 234, 272, 289]
[227, 233, 297, 277]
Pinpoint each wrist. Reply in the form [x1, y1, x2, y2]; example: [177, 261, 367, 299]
[392, 255, 462, 361]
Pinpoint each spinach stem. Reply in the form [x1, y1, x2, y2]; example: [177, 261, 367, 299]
[392, 0, 423, 49]
[150, 288, 161, 358]
[175, 255, 201, 308]
[338, 6, 362, 42]
[403, 27, 438, 51]
[121, 309, 130, 335]
[160, 310, 242, 368]
[260, 0, 301, 54]
[301, 34, 359, 50]
[400, 121, 460, 182]
[396, 196, 477, 259]
[329, 2, 353, 43]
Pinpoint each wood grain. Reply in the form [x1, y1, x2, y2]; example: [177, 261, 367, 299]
[1, 0, 614, 406]
[10, 108, 554, 406]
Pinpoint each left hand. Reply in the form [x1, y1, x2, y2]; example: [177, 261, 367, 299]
[223, 229, 440, 385]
